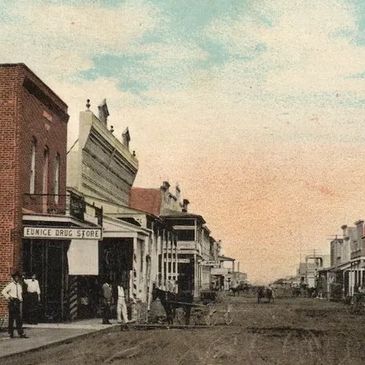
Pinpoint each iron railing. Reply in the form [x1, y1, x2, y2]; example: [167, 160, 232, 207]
[23, 191, 103, 225]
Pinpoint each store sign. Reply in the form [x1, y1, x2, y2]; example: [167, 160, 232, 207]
[201, 261, 220, 267]
[177, 258, 191, 264]
[23, 227, 102, 240]
[211, 268, 229, 275]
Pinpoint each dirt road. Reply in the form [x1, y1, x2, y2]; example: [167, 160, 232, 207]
[3, 296, 365, 365]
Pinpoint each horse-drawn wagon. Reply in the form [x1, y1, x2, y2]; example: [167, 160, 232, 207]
[173, 300, 233, 326]
[143, 287, 233, 327]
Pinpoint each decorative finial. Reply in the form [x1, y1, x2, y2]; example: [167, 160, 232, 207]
[98, 99, 109, 124]
[122, 127, 131, 148]
[110, 125, 114, 133]
[86, 99, 91, 110]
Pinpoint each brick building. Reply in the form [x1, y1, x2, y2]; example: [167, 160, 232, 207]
[0, 64, 101, 321]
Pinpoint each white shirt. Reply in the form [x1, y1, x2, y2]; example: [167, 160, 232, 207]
[117, 286, 126, 299]
[24, 279, 41, 295]
[1, 281, 23, 301]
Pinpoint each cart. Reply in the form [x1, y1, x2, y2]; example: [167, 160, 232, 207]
[172, 301, 233, 326]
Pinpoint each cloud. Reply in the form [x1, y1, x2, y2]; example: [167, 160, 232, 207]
[206, 0, 365, 101]
[0, 0, 158, 77]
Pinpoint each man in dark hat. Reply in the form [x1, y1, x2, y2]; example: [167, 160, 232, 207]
[1, 271, 28, 338]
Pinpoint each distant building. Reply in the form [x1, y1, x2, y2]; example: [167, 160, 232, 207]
[297, 254, 330, 288]
[211, 255, 247, 291]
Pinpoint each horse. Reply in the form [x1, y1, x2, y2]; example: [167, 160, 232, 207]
[257, 286, 274, 304]
[230, 283, 249, 296]
[152, 287, 194, 325]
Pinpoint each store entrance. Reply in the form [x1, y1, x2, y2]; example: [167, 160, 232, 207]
[23, 239, 69, 322]
[178, 261, 194, 295]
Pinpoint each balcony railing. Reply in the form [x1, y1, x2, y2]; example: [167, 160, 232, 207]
[23, 193, 68, 215]
[23, 192, 103, 224]
[351, 249, 362, 260]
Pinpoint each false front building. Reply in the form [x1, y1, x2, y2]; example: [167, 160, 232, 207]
[67, 101, 177, 317]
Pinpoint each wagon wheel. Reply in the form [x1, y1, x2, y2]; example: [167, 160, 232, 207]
[205, 312, 218, 326]
[224, 311, 233, 325]
[223, 304, 233, 325]
[191, 308, 205, 325]
[204, 303, 217, 326]
[175, 308, 185, 325]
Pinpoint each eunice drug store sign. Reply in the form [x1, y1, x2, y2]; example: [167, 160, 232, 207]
[23, 227, 102, 240]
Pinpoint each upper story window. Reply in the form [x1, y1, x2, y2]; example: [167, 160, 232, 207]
[29, 138, 37, 194]
[176, 229, 195, 241]
[54, 153, 60, 203]
[42, 146, 49, 195]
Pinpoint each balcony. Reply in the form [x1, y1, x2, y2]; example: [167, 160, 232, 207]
[177, 241, 197, 252]
[23, 192, 102, 224]
[351, 249, 362, 260]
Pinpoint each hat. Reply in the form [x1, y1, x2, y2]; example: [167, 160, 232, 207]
[11, 271, 21, 278]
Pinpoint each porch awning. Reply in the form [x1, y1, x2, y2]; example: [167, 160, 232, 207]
[67, 239, 99, 275]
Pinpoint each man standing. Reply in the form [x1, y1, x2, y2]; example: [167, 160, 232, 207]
[116, 280, 128, 325]
[1, 272, 28, 338]
[24, 273, 41, 324]
[101, 279, 112, 324]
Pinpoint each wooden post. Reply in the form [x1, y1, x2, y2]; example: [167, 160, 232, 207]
[174, 235, 178, 285]
[161, 230, 166, 290]
[157, 233, 162, 287]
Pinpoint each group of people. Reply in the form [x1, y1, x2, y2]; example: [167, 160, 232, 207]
[1, 271, 41, 339]
[101, 278, 131, 326]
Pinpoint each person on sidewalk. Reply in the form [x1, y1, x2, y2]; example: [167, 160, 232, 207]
[116, 281, 128, 326]
[24, 273, 41, 324]
[101, 279, 112, 324]
[1, 271, 28, 338]
[20, 273, 28, 322]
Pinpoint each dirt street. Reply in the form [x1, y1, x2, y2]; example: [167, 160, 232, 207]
[3, 296, 365, 365]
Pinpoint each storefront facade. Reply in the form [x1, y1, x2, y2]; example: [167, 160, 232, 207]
[21, 194, 102, 321]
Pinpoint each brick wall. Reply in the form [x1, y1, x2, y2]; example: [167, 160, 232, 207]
[0, 64, 68, 317]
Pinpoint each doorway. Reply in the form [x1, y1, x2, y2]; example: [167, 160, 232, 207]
[23, 239, 69, 321]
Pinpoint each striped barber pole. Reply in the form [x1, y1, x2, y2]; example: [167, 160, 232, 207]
[130, 252, 138, 322]
[69, 276, 78, 320]
[132, 252, 138, 299]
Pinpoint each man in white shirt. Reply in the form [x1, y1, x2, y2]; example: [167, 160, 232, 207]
[24, 273, 41, 324]
[1, 272, 28, 338]
[117, 280, 128, 325]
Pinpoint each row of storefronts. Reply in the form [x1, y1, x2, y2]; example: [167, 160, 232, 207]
[314, 223, 365, 300]
[0, 64, 242, 323]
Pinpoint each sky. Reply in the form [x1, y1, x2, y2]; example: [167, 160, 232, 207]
[1, 0, 365, 283]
